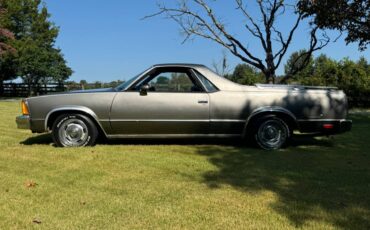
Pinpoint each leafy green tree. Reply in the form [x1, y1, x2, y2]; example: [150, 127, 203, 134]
[227, 64, 263, 85]
[357, 56, 370, 75]
[107, 80, 123, 88]
[286, 53, 370, 106]
[299, 0, 370, 50]
[94, 81, 102, 89]
[156, 76, 169, 85]
[79, 80, 87, 90]
[298, 55, 340, 86]
[0, 0, 14, 55]
[0, 0, 17, 95]
[283, 50, 314, 83]
[1, 0, 72, 95]
[337, 58, 370, 96]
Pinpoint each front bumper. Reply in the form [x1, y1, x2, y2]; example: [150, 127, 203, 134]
[298, 119, 352, 134]
[16, 115, 31, 130]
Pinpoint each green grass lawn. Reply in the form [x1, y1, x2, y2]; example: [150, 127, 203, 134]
[0, 101, 369, 229]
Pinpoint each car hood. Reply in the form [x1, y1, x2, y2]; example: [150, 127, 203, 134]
[27, 88, 116, 100]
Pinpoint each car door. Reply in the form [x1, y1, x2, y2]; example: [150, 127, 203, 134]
[109, 67, 210, 136]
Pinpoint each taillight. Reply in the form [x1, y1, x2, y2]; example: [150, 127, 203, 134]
[21, 100, 30, 115]
[323, 124, 334, 130]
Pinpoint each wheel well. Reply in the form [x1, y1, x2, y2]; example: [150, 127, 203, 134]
[244, 112, 297, 136]
[46, 110, 106, 137]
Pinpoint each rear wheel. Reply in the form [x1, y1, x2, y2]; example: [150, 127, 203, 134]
[52, 114, 98, 147]
[254, 117, 290, 150]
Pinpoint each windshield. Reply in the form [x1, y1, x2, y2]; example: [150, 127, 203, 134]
[115, 68, 150, 91]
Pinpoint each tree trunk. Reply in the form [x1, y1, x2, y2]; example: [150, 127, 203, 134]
[264, 71, 276, 84]
[27, 80, 32, 96]
[265, 52, 276, 84]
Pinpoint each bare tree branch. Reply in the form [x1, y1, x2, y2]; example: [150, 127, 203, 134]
[145, 0, 331, 84]
[281, 26, 331, 83]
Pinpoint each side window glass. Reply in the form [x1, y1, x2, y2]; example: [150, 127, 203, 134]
[194, 70, 218, 92]
[146, 72, 201, 92]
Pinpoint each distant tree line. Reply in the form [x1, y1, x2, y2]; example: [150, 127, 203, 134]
[223, 54, 370, 107]
[0, 0, 72, 96]
[65, 80, 124, 91]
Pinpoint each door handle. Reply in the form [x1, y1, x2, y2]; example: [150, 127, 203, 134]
[198, 100, 208, 104]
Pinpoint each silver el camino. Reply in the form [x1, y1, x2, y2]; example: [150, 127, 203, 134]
[16, 64, 352, 150]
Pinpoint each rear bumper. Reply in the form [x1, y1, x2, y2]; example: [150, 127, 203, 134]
[298, 119, 352, 135]
[16, 115, 31, 130]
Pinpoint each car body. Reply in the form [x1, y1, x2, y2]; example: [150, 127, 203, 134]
[16, 63, 352, 149]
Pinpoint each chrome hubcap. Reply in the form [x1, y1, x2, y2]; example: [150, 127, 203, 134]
[58, 119, 88, 147]
[257, 120, 287, 149]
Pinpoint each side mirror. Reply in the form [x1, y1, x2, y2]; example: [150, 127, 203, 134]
[140, 84, 150, 96]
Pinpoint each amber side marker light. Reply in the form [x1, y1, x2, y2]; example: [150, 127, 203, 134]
[21, 100, 30, 115]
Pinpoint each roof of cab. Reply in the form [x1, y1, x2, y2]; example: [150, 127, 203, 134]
[152, 63, 206, 68]
[151, 63, 247, 91]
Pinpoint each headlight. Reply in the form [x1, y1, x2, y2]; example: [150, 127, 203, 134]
[21, 100, 30, 116]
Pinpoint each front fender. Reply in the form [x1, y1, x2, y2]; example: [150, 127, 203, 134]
[44, 106, 107, 136]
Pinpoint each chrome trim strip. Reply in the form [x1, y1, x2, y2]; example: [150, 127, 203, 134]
[107, 134, 241, 139]
[108, 119, 209, 122]
[297, 119, 346, 122]
[105, 119, 245, 123]
[211, 119, 245, 123]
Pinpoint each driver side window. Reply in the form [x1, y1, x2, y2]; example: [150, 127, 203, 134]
[137, 70, 203, 92]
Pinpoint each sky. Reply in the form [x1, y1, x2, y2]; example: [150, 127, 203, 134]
[44, 0, 369, 82]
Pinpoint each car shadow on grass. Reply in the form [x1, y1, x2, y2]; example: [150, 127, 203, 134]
[20, 133, 54, 145]
[195, 114, 370, 229]
[20, 132, 333, 148]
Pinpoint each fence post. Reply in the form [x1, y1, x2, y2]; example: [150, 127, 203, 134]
[0, 80, 3, 97]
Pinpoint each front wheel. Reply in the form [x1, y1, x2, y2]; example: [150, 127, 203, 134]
[52, 114, 98, 147]
[255, 117, 290, 150]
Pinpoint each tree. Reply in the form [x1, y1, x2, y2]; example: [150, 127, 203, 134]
[293, 54, 339, 86]
[146, 0, 330, 83]
[0, 0, 17, 95]
[283, 54, 370, 106]
[312, 55, 339, 86]
[283, 50, 314, 83]
[357, 56, 370, 74]
[0, 0, 15, 55]
[156, 76, 169, 85]
[299, 0, 370, 51]
[94, 81, 102, 89]
[79, 80, 87, 90]
[1, 0, 72, 95]
[227, 64, 263, 85]
[107, 80, 123, 88]
[288, 54, 370, 91]
[337, 58, 370, 96]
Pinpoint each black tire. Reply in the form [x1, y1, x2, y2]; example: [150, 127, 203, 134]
[254, 116, 290, 150]
[52, 114, 98, 147]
